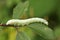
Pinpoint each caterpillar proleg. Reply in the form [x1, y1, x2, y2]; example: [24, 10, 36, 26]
[6, 18, 48, 26]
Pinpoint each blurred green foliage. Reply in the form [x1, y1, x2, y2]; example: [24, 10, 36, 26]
[0, 0, 60, 40]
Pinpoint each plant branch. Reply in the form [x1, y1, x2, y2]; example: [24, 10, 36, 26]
[0, 24, 18, 27]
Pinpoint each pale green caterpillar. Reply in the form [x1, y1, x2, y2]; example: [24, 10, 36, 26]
[6, 18, 48, 26]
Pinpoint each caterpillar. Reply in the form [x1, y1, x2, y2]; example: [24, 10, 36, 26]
[6, 18, 48, 26]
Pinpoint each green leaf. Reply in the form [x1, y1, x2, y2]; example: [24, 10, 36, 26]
[13, 1, 29, 19]
[16, 26, 35, 40]
[16, 26, 46, 40]
[28, 23, 55, 40]
[16, 31, 31, 40]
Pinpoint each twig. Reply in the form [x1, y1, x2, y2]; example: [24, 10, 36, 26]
[0, 24, 17, 27]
